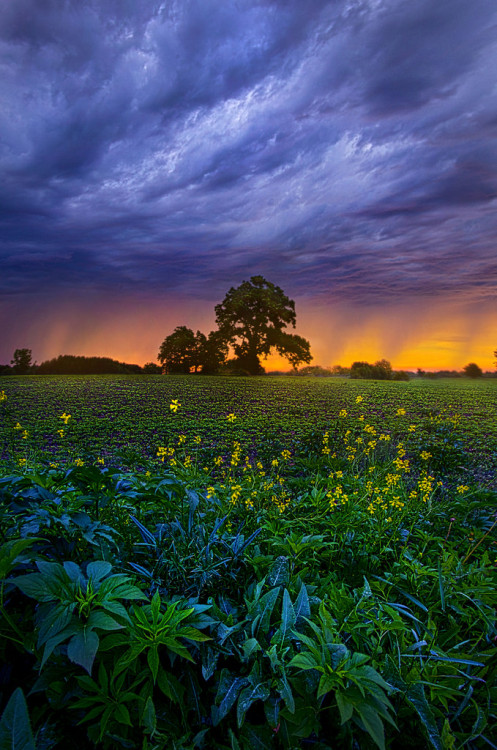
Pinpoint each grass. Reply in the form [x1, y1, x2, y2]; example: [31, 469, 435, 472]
[0, 375, 496, 749]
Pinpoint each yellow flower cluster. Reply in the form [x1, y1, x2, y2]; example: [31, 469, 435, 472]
[60, 412, 71, 424]
[227, 413, 236, 422]
[169, 399, 180, 413]
[0, 390, 7, 402]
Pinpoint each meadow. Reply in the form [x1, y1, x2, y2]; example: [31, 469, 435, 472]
[0, 375, 496, 749]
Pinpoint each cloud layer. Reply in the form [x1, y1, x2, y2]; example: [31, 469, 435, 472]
[1, 0, 496, 363]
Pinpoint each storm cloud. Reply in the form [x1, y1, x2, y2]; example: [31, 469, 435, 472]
[1, 0, 496, 363]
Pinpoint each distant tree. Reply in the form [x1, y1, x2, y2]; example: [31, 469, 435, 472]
[37, 354, 141, 374]
[331, 364, 350, 376]
[350, 359, 393, 380]
[11, 348, 32, 374]
[494, 349, 497, 369]
[214, 276, 312, 375]
[297, 365, 333, 377]
[463, 362, 483, 379]
[393, 370, 410, 381]
[143, 362, 162, 374]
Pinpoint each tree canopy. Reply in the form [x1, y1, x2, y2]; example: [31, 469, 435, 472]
[158, 327, 227, 374]
[463, 362, 483, 379]
[214, 276, 311, 374]
[11, 348, 33, 374]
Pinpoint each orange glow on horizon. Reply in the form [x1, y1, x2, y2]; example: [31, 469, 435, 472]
[8, 293, 496, 373]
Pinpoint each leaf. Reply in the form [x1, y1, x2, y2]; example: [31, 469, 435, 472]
[273, 589, 296, 645]
[405, 683, 443, 750]
[336, 691, 354, 724]
[355, 703, 386, 750]
[147, 646, 159, 682]
[267, 557, 289, 587]
[142, 696, 156, 735]
[236, 682, 271, 728]
[212, 671, 249, 726]
[67, 629, 100, 673]
[157, 669, 185, 704]
[251, 588, 280, 636]
[294, 583, 311, 626]
[0, 688, 36, 750]
[87, 611, 124, 631]
[86, 561, 113, 583]
[288, 652, 318, 671]
[277, 673, 295, 714]
[13, 573, 52, 602]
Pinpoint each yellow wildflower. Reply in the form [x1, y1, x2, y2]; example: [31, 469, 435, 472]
[227, 413, 236, 422]
[169, 399, 180, 413]
[60, 412, 71, 424]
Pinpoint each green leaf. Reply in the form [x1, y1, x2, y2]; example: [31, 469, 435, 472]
[336, 691, 354, 724]
[274, 589, 296, 645]
[67, 629, 100, 673]
[237, 682, 270, 728]
[142, 696, 156, 735]
[288, 652, 318, 671]
[355, 703, 386, 750]
[405, 683, 443, 750]
[87, 611, 124, 631]
[267, 557, 289, 587]
[277, 673, 295, 714]
[294, 583, 311, 626]
[251, 588, 280, 636]
[14, 573, 52, 602]
[147, 646, 159, 682]
[157, 669, 185, 704]
[0, 688, 36, 750]
[212, 671, 249, 726]
[86, 561, 113, 583]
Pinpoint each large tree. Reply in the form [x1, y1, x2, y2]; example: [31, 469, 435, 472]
[214, 276, 312, 374]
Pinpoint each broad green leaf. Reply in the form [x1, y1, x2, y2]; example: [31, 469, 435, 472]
[142, 696, 156, 735]
[86, 561, 113, 583]
[336, 691, 354, 724]
[157, 669, 185, 704]
[87, 611, 124, 631]
[0, 688, 36, 750]
[267, 557, 289, 587]
[212, 671, 249, 726]
[355, 702, 386, 750]
[406, 683, 443, 750]
[236, 682, 270, 728]
[288, 652, 318, 671]
[14, 573, 53, 602]
[294, 583, 311, 626]
[251, 588, 280, 636]
[67, 629, 100, 673]
[147, 646, 159, 682]
[277, 673, 295, 714]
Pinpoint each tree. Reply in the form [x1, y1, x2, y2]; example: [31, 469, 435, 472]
[214, 276, 312, 374]
[463, 362, 483, 379]
[157, 327, 227, 374]
[11, 348, 32, 374]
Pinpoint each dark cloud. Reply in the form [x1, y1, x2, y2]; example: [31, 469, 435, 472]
[1, 0, 496, 354]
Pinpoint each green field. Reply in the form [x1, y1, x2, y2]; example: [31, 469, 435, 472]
[0, 376, 496, 749]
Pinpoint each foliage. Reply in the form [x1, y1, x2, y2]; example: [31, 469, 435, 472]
[158, 327, 227, 374]
[215, 276, 312, 374]
[36, 354, 142, 375]
[1, 376, 497, 747]
[463, 362, 483, 379]
[10, 349, 33, 375]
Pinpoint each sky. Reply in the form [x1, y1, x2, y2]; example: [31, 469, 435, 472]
[1, 0, 496, 370]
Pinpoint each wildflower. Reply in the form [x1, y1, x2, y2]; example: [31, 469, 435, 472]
[177, 434, 186, 445]
[74, 458, 84, 467]
[206, 486, 216, 499]
[227, 413, 236, 422]
[339, 409, 347, 418]
[457, 485, 469, 494]
[22, 430, 29, 440]
[194, 435, 202, 444]
[281, 449, 291, 461]
[14, 422, 22, 430]
[355, 396, 363, 404]
[420, 451, 432, 461]
[271, 459, 279, 468]
[396, 408, 406, 416]
[214, 456, 224, 466]
[169, 399, 180, 413]
[408, 425, 416, 432]
[57, 429, 65, 438]
[60, 412, 71, 424]
[0, 390, 7, 402]
[96, 458, 104, 465]
[18, 458, 27, 466]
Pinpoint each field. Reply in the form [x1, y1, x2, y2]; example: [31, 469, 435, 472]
[0, 375, 496, 749]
